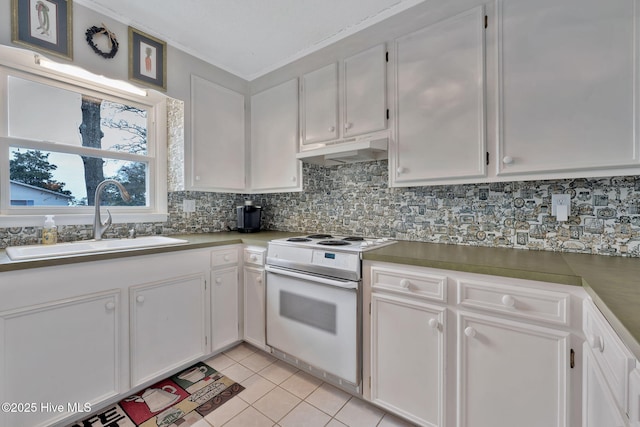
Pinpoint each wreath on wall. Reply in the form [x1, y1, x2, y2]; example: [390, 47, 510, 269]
[85, 24, 119, 59]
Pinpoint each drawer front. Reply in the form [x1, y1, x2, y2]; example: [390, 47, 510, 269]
[457, 279, 569, 325]
[370, 265, 447, 303]
[583, 300, 634, 411]
[244, 247, 265, 266]
[211, 248, 239, 267]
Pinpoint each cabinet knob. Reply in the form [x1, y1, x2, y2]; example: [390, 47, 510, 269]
[195, 175, 201, 181]
[328, 126, 335, 132]
[399, 279, 411, 289]
[136, 295, 145, 303]
[256, 276, 263, 284]
[250, 254, 258, 261]
[589, 334, 604, 352]
[215, 277, 223, 284]
[397, 167, 406, 175]
[503, 156, 514, 165]
[292, 176, 297, 182]
[105, 301, 116, 311]
[224, 255, 230, 261]
[345, 122, 353, 130]
[464, 327, 477, 338]
[429, 318, 439, 329]
[501, 295, 516, 307]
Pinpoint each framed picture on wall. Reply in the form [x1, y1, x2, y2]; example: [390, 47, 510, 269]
[128, 27, 167, 91]
[11, 0, 73, 60]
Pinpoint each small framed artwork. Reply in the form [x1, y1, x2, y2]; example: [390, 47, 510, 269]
[129, 27, 167, 91]
[11, 0, 73, 60]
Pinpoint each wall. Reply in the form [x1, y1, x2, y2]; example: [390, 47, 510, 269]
[3, 160, 640, 257]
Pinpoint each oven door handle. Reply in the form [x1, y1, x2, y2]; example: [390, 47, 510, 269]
[265, 265, 359, 290]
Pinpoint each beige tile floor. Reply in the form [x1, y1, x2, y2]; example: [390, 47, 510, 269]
[198, 343, 417, 427]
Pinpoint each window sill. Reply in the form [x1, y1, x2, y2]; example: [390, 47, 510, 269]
[0, 213, 168, 228]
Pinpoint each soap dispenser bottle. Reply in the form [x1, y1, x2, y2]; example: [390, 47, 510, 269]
[42, 215, 58, 245]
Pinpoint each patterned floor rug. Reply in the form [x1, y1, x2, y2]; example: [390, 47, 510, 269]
[69, 361, 244, 427]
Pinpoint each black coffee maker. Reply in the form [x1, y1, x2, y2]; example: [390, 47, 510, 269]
[237, 200, 262, 233]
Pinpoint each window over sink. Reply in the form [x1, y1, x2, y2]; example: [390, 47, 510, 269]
[0, 46, 168, 226]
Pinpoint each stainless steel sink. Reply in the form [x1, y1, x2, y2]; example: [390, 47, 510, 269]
[5, 236, 189, 261]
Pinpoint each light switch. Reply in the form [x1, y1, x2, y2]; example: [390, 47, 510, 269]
[551, 194, 571, 222]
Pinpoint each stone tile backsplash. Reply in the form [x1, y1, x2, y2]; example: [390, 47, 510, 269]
[3, 160, 640, 257]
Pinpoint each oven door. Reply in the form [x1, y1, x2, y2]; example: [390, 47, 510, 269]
[265, 265, 360, 385]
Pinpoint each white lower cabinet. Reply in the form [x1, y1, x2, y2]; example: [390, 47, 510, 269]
[458, 312, 570, 427]
[243, 246, 266, 349]
[244, 265, 266, 349]
[0, 290, 121, 427]
[370, 293, 445, 427]
[629, 368, 640, 427]
[130, 273, 208, 387]
[583, 343, 629, 427]
[364, 261, 580, 427]
[210, 246, 241, 352]
[211, 266, 240, 351]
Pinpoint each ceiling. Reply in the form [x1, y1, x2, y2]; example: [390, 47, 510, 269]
[75, 0, 424, 81]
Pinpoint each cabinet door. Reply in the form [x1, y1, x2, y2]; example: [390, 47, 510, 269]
[211, 266, 240, 352]
[343, 44, 387, 138]
[190, 75, 245, 191]
[457, 312, 570, 427]
[583, 344, 629, 427]
[497, 0, 639, 176]
[371, 293, 445, 427]
[130, 273, 208, 386]
[630, 368, 640, 427]
[302, 63, 338, 144]
[244, 266, 265, 349]
[250, 78, 302, 192]
[0, 291, 120, 427]
[393, 6, 486, 186]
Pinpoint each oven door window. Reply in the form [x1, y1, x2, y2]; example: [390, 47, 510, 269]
[266, 270, 358, 384]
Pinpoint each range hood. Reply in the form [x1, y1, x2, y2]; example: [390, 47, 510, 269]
[296, 137, 388, 166]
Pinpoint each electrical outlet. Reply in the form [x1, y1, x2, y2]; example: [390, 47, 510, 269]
[183, 199, 196, 213]
[551, 194, 570, 215]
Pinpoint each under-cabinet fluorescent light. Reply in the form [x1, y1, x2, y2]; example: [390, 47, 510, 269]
[35, 54, 147, 97]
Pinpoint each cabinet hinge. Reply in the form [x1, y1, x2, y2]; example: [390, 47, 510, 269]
[570, 348, 575, 369]
[484, 15, 488, 29]
[386, 109, 390, 120]
[385, 51, 389, 62]
[486, 152, 490, 166]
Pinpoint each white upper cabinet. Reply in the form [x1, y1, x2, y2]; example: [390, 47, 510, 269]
[497, 0, 640, 178]
[301, 44, 387, 148]
[190, 75, 245, 192]
[391, 6, 487, 186]
[250, 78, 302, 192]
[343, 44, 387, 138]
[302, 63, 339, 145]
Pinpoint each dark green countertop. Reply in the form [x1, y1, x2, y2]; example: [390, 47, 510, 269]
[364, 241, 640, 361]
[1, 233, 639, 360]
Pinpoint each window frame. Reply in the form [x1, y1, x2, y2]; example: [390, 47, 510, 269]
[0, 49, 168, 227]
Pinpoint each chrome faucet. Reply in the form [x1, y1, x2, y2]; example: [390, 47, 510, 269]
[93, 179, 131, 240]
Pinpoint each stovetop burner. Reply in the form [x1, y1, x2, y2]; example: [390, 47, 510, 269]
[317, 240, 351, 246]
[307, 234, 333, 239]
[287, 237, 312, 242]
[342, 236, 365, 241]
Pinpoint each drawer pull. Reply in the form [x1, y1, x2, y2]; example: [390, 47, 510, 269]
[464, 327, 477, 338]
[588, 334, 604, 352]
[105, 301, 115, 311]
[215, 277, 222, 285]
[429, 318, 439, 329]
[501, 294, 516, 307]
[399, 279, 411, 289]
[136, 295, 145, 303]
